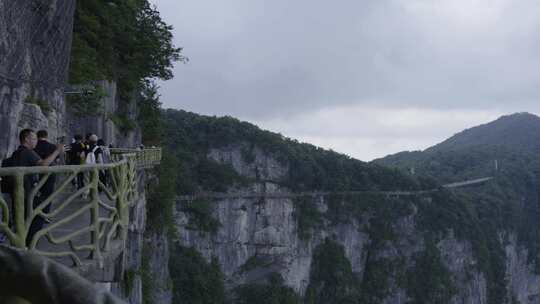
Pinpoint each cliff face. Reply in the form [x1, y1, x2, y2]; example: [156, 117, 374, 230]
[0, 3, 164, 304]
[0, 0, 75, 156]
[505, 234, 540, 303]
[144, 231, 173, 304]
[173, 144, 540, 303]
[0, 1, 141, 153]
[65, 80, 142, 148]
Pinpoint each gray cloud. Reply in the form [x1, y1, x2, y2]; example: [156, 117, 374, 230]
[150, 0, 540, 160]
[251, 106, 511, 160]
[152, 0, 540, 119]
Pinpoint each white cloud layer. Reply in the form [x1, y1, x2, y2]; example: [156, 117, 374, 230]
[250, 106, 510, 161]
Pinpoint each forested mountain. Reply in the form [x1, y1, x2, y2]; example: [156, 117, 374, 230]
[64, 2, 540, 303]
[162, 109, 436, 195]
[377, 112, 540, 183]
[161, 110, 540, 304]
[429, 112, 540, 153]
[373, 112, 540, 303]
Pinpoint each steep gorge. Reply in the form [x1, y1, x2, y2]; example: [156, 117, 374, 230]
[4, 2, 540, 303]
[164, 110, 540, 304]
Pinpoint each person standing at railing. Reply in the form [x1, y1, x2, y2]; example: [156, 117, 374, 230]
[83, 135, 103, 198]
[10, 129, 64, 245]
[11, 129, 64, 193]
[97, 138, 110, 187]
[34, 130, 58, 223]
[68, 135, 86, 189]
[85, 135, 104, 165]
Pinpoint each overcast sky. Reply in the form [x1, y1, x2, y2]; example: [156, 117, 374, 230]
[150, 0, 540, 161]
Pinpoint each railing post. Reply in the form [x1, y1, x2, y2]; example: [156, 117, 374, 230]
[0, 148, 160, 269]
[89, 168, 102, 264]
[13, 174, 26, 248]
[116, 161, 129, 243]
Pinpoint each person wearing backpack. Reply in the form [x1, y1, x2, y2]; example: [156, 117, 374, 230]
[67, 135, 85, 189]
[82, 134, 102, 198]
[97, 139, 110, 187]
[85, 135, 103, 165]
[1, 129, 64, 245]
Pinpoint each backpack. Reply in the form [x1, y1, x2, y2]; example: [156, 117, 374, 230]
[85, 146, 99, 164]
[67, 143, 80, 165]
[100, 146, 110, 163]
[1, 150, 20, 194]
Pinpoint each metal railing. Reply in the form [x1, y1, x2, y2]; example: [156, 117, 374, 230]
[0, 148, 160, 268]
[110, 148, 162, 169]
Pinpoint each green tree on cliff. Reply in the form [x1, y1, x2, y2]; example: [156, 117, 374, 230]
[70, 0, 184, 87]
[69, 0, 184, 133]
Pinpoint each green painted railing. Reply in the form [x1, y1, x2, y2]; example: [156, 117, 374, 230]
[110, 148, 162, 169]
[0, 148, 160, 268]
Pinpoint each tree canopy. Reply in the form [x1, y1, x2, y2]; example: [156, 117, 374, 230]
[69, 0, 184, 101]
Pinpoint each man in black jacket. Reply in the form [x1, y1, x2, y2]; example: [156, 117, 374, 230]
[34, 130, 57, 218]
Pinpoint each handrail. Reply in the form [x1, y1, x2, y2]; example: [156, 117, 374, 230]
[110, 148, 161, 169]
[0, 148, 160, 268]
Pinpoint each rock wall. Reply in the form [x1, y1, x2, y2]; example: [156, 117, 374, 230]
[66, 80, 142, 148]
[174, 144, 540, 303]
[111, 170, 148, 303]
[175, 190, 488, 302]
[144, 231, 173, 304]
[0, 0, 75, 157]
[505, 234, 540, 303]
[109, 170, 172, 304]
[0, 3, 152, 303]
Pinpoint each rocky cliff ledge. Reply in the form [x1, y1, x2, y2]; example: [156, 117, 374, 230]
[173, 144, 540, 303]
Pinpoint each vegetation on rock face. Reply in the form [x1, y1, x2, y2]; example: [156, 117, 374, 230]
[239, 255, 274, 274]
[233, 273, 300, 304]
[169, 245, 225, 304]
[181, 199, 221, 234]
[123, 268, 137, 296]
[305, 239, 358, 304]
[69, 0, 184, 131]
[146, 151, 178, 234]
[141, 242, 156, 304]
[414, 191, 508, 304]
[405, 238, 456, 304]
[293, 195, 324, 240]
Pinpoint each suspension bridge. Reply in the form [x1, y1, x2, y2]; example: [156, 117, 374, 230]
[177, 176, 494, 201]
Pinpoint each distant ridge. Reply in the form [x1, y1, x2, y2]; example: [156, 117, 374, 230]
[376, 112, 540, 182]
[427, 112, 540, 153]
